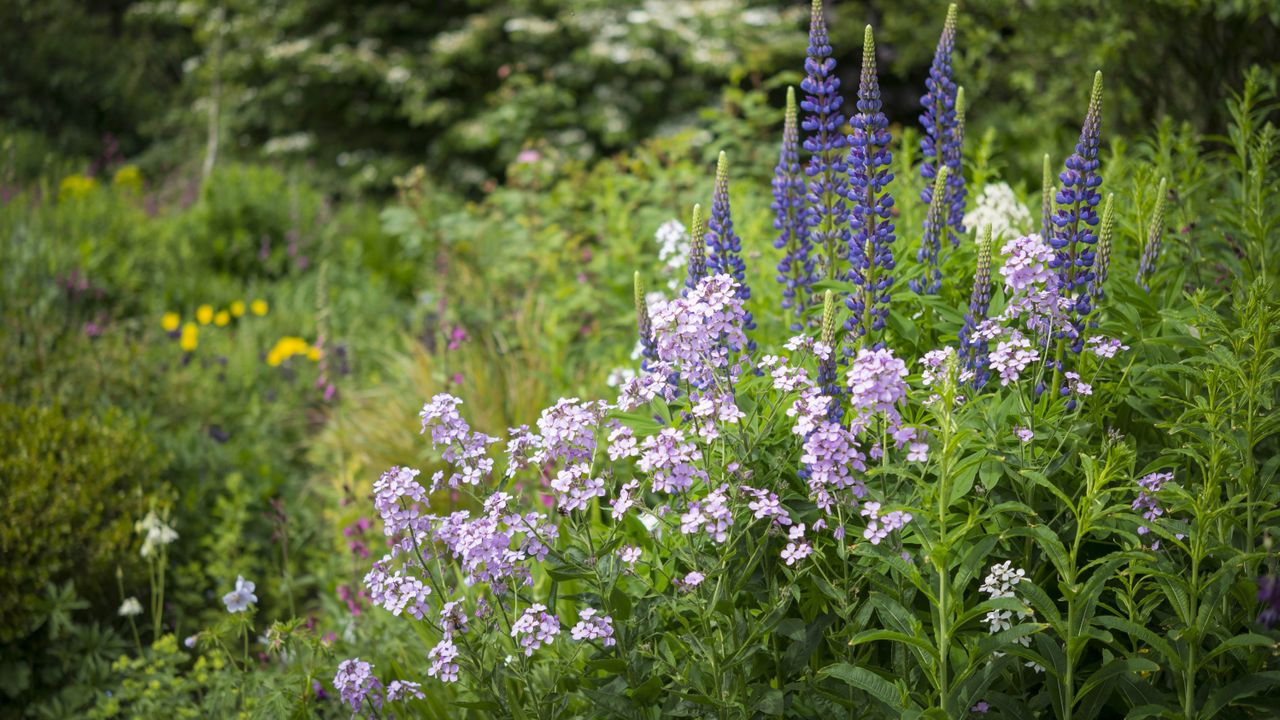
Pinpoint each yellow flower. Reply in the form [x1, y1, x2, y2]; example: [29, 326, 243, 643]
[58, 174, 98, 202]
[306, 346, 321, 361]
[180, 323, 198, 351]
[250, 299, 268, 316]
[196, 304, 214, 325]
[112, 165, 143, 194]
[214, 310, 230, 326]
[161, 312, 180, 332]
[230, 300, 246, 317]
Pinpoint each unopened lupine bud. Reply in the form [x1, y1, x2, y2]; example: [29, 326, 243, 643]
[1041, 153, 1053, 243]
[1090, 193, 1115, 305]
[634, 271, 656, 362]
[912, 165, 950, 295]
[686, 203, 706, 291]
[958, 224, 994, 385]
[818, 290, 843, 419]
[1136, 178, 1169, 291]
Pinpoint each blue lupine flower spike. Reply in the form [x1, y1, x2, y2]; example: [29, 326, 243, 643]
[774, 86, 815, 328]
[1136, 177, 1169, 291]
[919, 4, 965, 249]
[845, 24, 897, 347]
[911, 166, 949, 295]
[705, 151, 756, 341]
[1050, 71, 1104, 353]
[801, 0, 851, 283]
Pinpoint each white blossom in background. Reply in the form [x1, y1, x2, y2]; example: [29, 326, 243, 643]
[967, 182, 1033, 241]
[606, 367, 637, 388]
[136, 510, 178, 558]
[118, 597, 143, 617]
[979, 561, 1043, 672]
[655, 219, 690, 290]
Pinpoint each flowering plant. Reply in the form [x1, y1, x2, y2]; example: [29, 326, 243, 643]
[330, 5, 1280, 719]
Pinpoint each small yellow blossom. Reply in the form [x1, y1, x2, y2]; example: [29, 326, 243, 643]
[230, 300, 246, 317]
[267, 336, 311, 366]
[180, 322, 198, 351]
[250, 299, 268, 316]
[58, 174, 98, 201]
[306, 346, 321, 361]
[196, 304, 214, 325]
[161, 312, 180, 332]
[214, 310, 230, 326]
[112, 165, 143, 194]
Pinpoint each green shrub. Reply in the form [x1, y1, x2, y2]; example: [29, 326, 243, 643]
[0, 404, 160, 641]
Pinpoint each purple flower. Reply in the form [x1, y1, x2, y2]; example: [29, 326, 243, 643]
[334, 659, 382, 714]
[1014, 426, 1034, 443]
[570, 608, 616, 646]
[676, 571, 705, 591]
[387, 679, 425, 702]
[679, 484, 734, 543]
[800, 0, 850, 282]
[649, 274, 750, 391]
[919, 5, 966, 250]
[619, 545, 642, 565]
[846, 25, 897, 343]
[222, 575, 257, 613]
[1085, 336, 1128, 359]
[427, 636, 460, 682]
[419, 394, 497, 487]
[373, 466, 430, 536]
[774, 86, 815, 327]
[1050, 72, 1104, 352]
[550, 462, 605, 513]
[704, 152, 754, 344]
[1257, 576, 1280, 629]
[861, 502, 913, 544]
[846, 347, 909, 420]
[511, 604, 560, 656]
[1136, 178, 1169, 292]
[638, 428, 707, 494]
[781, 523, 813, 565]
[1133, 472, 1173, 547]
[988, 330, 1039, 386]
[912, 166, 951, 294]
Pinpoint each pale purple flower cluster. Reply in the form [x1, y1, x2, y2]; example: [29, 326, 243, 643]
[334, 658, 382, 715]
[1134, 471, 1174, 546]
[373, 466, 431, 536]
[570, 608, 616, 646]
[801, 421, 868, 510]
[619, 545, 642, 565]
[607, 422, 638, 460]
[364, 568, 431, 619]
[743, 485, 792, 527]
[638, 428, 707, 494]
[781, 523, 813, 565]
[419, 394, 497, 486]
[532, 398, 611, 466]
[511, 604, 560, 656]
[550, 462, 605, 513]
[860, 502, 912, 545]
[222, 575, 257, 613]
[427, 636, 460, 682]
[999, 233, 1058, 294]
[611, 480, 640, 520]
[679, 484, 734, 543]
[647, 273, 750, 390]
[675, 571, 705, 591]
[988, 331, 1039, 386]
[846, 348, 909, 421]
[1086, 336, 1129, 359]
[387, 679, 425, 702]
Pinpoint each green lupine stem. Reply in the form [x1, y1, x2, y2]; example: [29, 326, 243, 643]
[931, 372, 959, 713]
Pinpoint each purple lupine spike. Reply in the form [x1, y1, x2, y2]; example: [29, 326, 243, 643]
[685, 203, 706, 293]
[1088, 193, 1115, 308]
[705, 151, 755, 339]
[958, 224, 994, 385]
[1136, 178, 1169, 291]
[801, 0, 850, 283]
[774, 86, 814, 329]
[919, 5, 966, 249]
[845, 25, 897, 346]
[910, 166, 949, 295]
[1050, 71, 1104, 352]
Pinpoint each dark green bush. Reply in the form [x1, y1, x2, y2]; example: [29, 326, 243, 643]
[0, 404, 159, 641]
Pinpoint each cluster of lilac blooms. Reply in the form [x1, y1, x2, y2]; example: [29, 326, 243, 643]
[1133, 471, 1176, 549]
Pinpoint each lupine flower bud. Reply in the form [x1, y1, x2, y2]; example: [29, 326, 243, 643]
[634, 271, 656, 362]
[911, 165, 950, 295]
[919, 5, 966, 250]
[686, 203, 706, 292]
[801, 0, 850, 282]
[774, 86, 815, 328]
[1041, 153, 1053, 243]
[818, 290, 843, 419]
[845, 24, 897, 346]
[959, 224, 994, 384]
[1051, 71, 1104, 352]
[705, 152, 755, 343]
[1089, 193, 1116, 305]
[1136, 178, 1169, 291]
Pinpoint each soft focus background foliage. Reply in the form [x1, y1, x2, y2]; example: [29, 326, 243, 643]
[1, 0, 1278, 717]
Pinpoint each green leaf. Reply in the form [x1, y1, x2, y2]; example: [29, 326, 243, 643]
[817, 663, 904, 711]
[1201, 671, 1280, 717]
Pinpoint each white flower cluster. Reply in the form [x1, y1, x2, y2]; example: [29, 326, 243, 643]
[136, 510, 178, 559]
[979, 561, 1042, 671]
[655, 219, 690, 290]
[967, 182, 1033, 241]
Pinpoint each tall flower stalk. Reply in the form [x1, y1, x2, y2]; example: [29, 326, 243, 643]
[774, 87, 814, 328]
[801, 0, 850, 282]
[1050, 71, 1105, 353]
[1089, 193, 1116, 307]
[634, 271, 656, 365]
[1041, 153, 1054, 243]
[958, 224, 994, 384]
[846, 25, 897, 346]
[911, 166, 950, 295]
[919, 4, 966, 249]
[1136, 178, 1169, 291]
[686, 203, 706, 292]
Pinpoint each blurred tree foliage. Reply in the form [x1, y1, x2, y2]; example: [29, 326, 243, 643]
[2, 0, 1277, 191]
